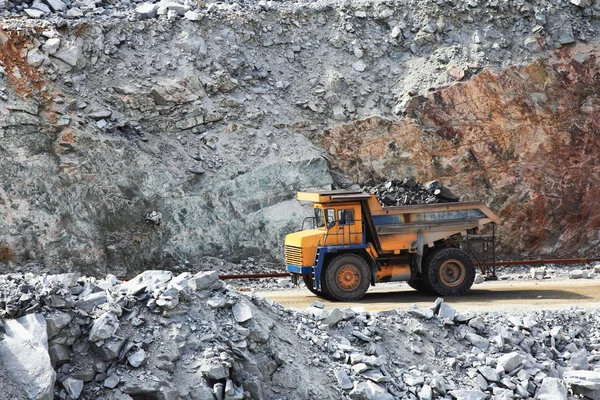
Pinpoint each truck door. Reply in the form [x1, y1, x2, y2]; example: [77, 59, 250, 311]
[323, 206, 362, 246]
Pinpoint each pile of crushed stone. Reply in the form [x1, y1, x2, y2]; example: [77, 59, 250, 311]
[1, 271, 600, 400]
[365, 179, 460, 207]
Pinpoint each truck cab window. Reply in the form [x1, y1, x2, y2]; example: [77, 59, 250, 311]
[326, 209, 335, 226]
[337, 209, 355, 225]
[314, 208, 325, 228]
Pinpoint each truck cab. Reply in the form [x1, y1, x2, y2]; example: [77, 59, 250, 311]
[284, 190, 499, 301]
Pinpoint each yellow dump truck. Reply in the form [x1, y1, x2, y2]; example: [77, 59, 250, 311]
[284, 190, 499, 301]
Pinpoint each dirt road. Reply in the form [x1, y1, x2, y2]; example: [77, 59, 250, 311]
[257, 279, 600, 313]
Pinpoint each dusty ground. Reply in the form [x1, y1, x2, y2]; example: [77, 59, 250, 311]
[258, 278, 600, 313]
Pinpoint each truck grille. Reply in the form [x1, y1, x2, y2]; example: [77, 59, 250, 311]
[285, 246, 304, 266]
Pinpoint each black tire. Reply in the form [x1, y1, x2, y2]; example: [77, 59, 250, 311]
[302, 274, 330, 299]
[423, 248, 475, 296]
[408, 250, 435, 293]
[407, 275, 433, 293]
[323, 254, 371, 301]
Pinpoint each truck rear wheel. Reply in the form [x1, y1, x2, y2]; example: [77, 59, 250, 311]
[323, 254, 370, 301]
[302, 274, 330, 299]
[423, 248, 475, 296]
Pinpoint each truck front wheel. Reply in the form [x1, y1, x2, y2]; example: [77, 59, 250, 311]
[302, 274, 331, 299]
[423, 248, 475, 296]
[323, 254, 371, 301]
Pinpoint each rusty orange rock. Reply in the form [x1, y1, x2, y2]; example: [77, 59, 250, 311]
[322, 44, 600, 259]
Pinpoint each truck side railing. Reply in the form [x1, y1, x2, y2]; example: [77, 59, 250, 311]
[317, 219, 366, 249]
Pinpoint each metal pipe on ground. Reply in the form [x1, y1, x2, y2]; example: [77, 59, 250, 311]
[479, 257, 600, 266]
[219, 272, 291, 280]
[218, 258, 600, 280]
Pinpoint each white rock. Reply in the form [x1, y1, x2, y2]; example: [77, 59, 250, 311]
[42, 38, 61, 55]
[325, 308, 343, 327]
[24, 8, 46, 18]
[569, 348, 589, 370]
[232, 302, 253, 323]
[89, 312, 119, 342]
[189, 271, 219, 291]
[468, 317, 486, 331]
[66, 7, 84, 17]
[127, 349, 146, 368]
[31, 1, 51, 13]
[0, 314, 56, 400]
[448, 390, 487, 400]
[478, 365, 499, 382]
[407, 304, 434, 319]
[418, 384, 433, 400]
[120, 270, 173, 294]
[474, 274, 485, 284]
[158, 0, 190, 15]
[352, 60, 367, 72]
[438, 302, 456, 320]
[277, 278, 293, 288]
[550, 326, 563, 340]
[536, 377, 567, 399]
[571, 0, 592, 7]
[53, 45, 81, 67]
[497, 352, 525, 373]
[569, 269, 584, 279]
[200, 361, 228, 380]
[184, 10, 201, 21]
[27, 48, 46, 68]
[136, 2, 159, 19]
[531, 267, 545, 280]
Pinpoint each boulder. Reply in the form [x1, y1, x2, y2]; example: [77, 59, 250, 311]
[535, 377, 567, 400]
[135, 2, 159, 19]
[188, 271, 219, 291]
[62, 378, 84, 399]
[349, 381, 394, 400]
[232, 302, 253, 323]
[564, 370, 600, 399]
[497, 352, 525, 373]
[0, 314, 56, 400]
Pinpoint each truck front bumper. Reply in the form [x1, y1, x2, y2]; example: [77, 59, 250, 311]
[286, 264, 313, 274]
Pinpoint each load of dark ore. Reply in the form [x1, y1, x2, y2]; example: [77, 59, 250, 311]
[365, 178, 460, 206]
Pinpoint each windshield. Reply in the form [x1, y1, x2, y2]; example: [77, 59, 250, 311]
[314, 207, 325, 228]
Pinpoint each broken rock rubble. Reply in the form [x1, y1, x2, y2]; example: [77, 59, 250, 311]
[365, 179, 460, 207]
[1, 271, 599, 399]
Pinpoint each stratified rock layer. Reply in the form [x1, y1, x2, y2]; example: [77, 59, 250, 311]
[322, 44, 600, 258]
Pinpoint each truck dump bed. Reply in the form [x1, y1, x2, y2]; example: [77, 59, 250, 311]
[365, 195, 499, 253]
[298, 190, 499, 254]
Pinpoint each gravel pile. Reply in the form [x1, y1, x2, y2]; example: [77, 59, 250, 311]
[366, 179, 460, 207]
[2, 271, 600, 399]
